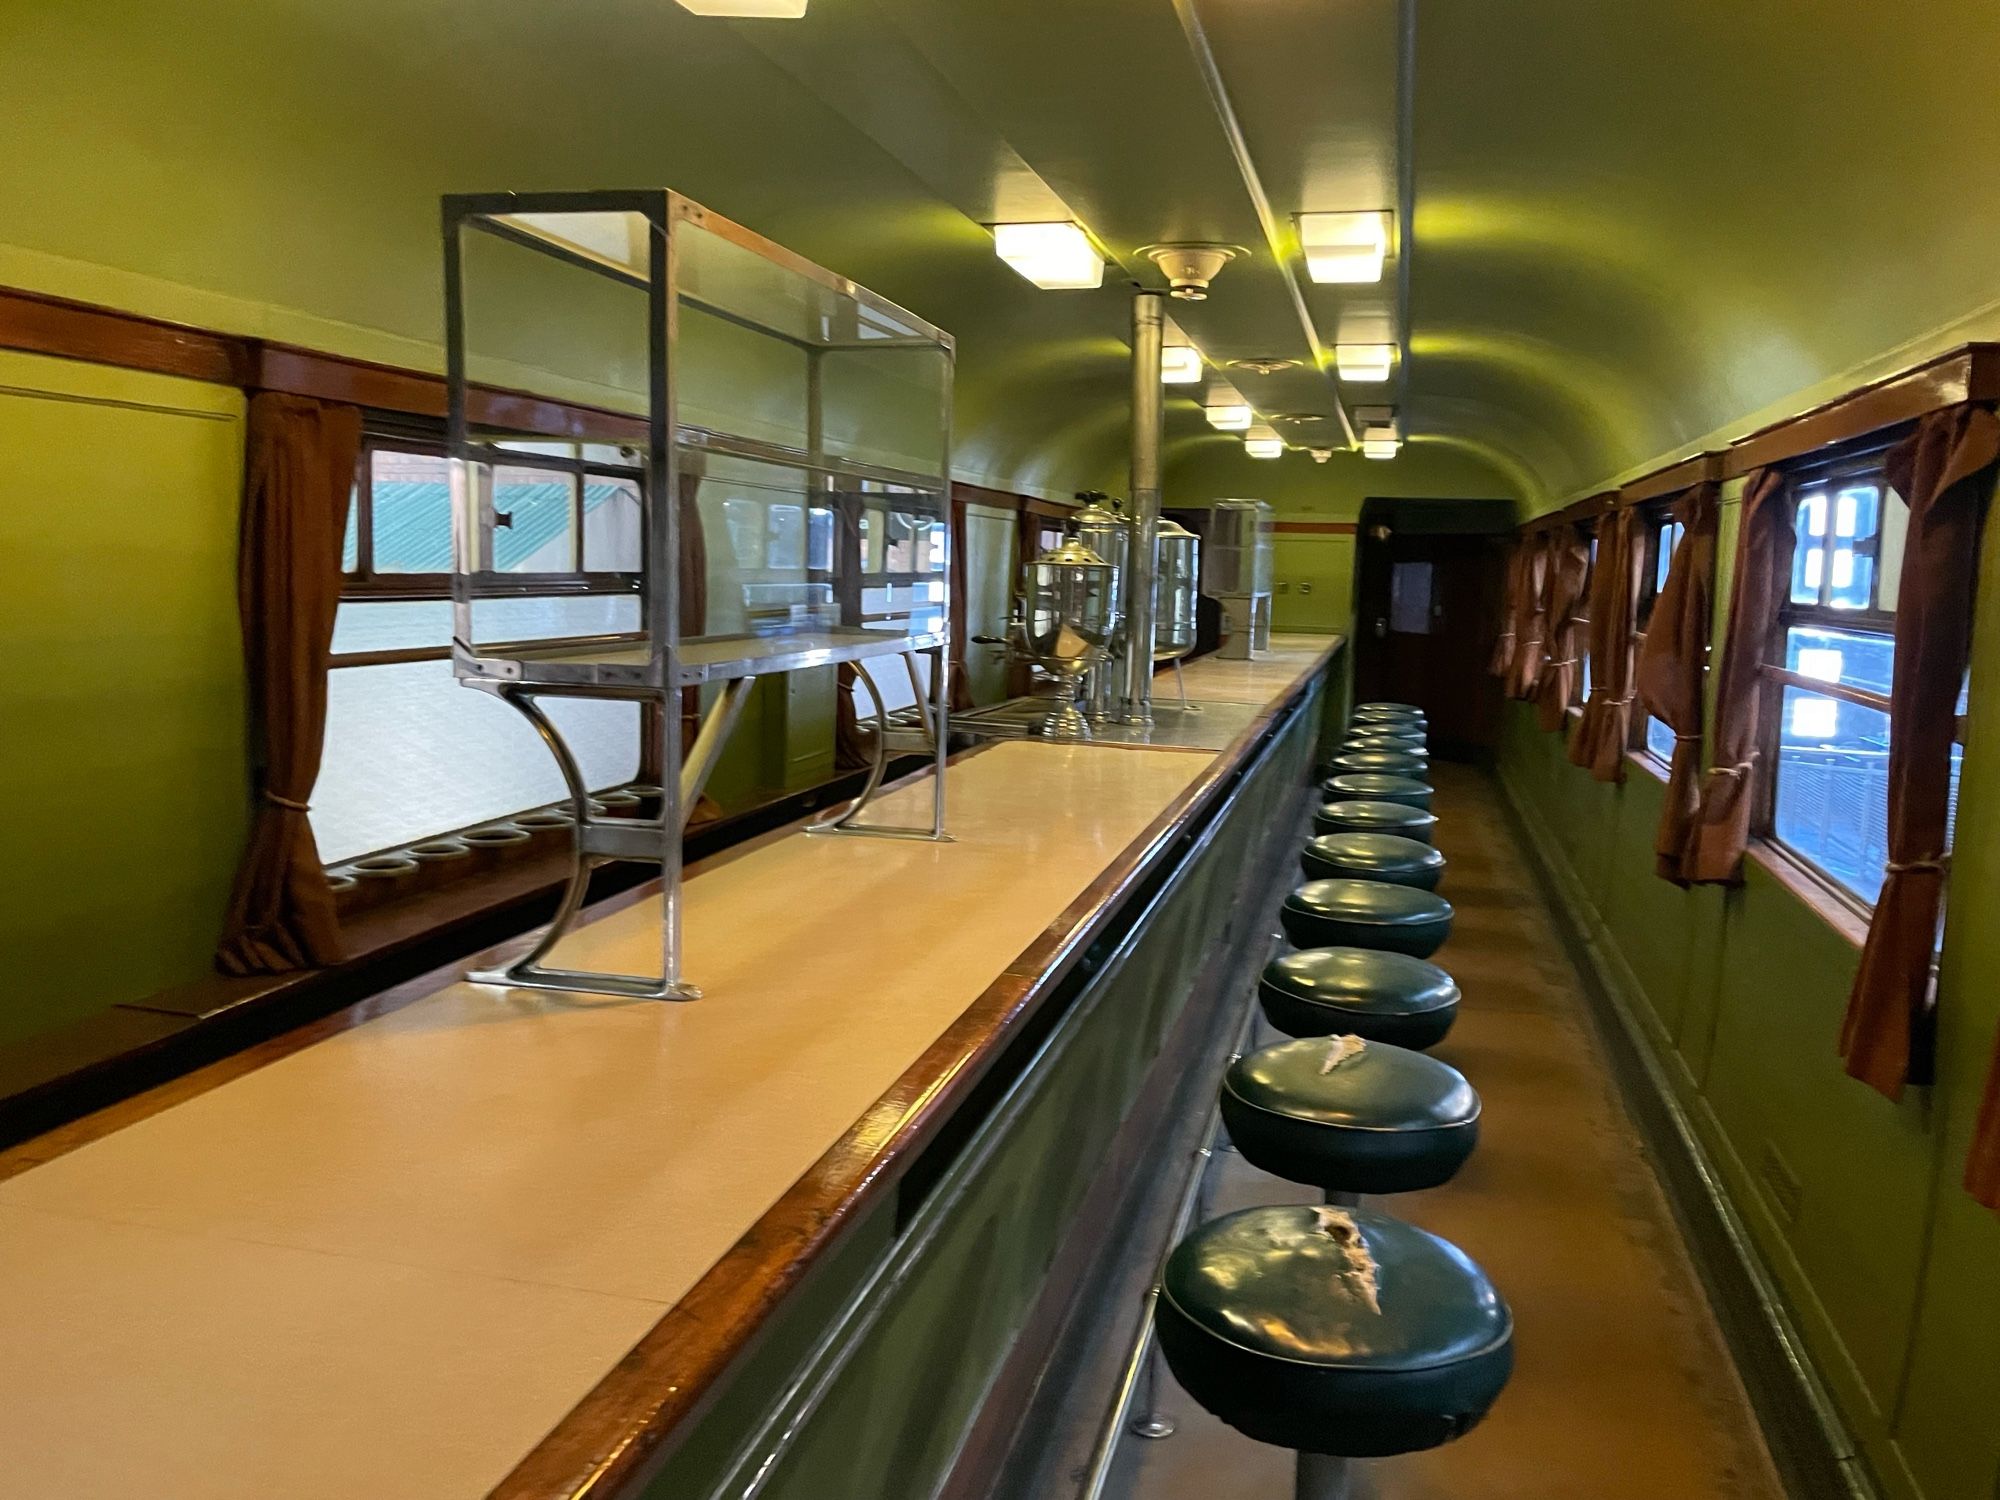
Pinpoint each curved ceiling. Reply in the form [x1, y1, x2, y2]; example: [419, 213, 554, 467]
[7, 1, 2000, 508]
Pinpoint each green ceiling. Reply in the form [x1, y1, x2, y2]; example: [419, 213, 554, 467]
[5, 1, 2000, 509]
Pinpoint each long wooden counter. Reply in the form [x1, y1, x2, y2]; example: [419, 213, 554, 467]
[0, 635, 1340, 1500]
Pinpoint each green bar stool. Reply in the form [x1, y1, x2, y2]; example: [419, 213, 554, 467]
[1344, 729, 1429, 753]
[1222, 1035, 1480, 1199]
[1345, 723, 1427, 746]
[1354, 700, 1426, 721]
[1321, 772, 1432, 811]
[1156, 1204, 1513, 1500]
[1260, 948, 1460, 1050]
[1301, 832, 1445, 889]
[1314, 799, 1438, 843]
[1327, 748, 1428, 778]
[1281, 879, 1453, 958]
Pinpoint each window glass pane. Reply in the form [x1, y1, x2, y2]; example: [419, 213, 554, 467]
[1645, 715, 1676, 764]
[1773, 685, 1897, 903]
[582, 476, 642, 571]
[493, 466, 577, 572]
[1785, 625, 1893, 696]
[342, 485, 360, 572]
[371, 450, 451, 573]
[1654, 520, 1682, 596]
[332, 600, 452, 654]
[1826, 484, 1878, 609]
[314, 659, 638, 864]
[1791, 491, 1826, 604]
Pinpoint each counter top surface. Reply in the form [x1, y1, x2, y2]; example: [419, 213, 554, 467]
[0, 636, 1337, 1500]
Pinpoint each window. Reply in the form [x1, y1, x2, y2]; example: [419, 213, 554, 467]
[1631, 509, 1685, 766]
[1760, 445, 1960, 908]
[317, 431, 645, 865]
[1574, 529, 1598, 709]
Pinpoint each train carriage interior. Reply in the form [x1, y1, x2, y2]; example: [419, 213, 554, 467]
[9, 4, 2000, 1499]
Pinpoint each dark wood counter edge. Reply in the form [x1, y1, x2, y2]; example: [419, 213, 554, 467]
[491, 639, 1341, 1500]
[0, 641, 1338, 1499]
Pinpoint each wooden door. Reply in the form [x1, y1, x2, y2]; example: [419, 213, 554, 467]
[1353, 528, 1507, 759]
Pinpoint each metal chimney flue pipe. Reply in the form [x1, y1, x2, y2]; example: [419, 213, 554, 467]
[1123, 289, 1167, 724]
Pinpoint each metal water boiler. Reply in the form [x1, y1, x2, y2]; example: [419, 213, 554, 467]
[1153, 518, 1201, 665]
[1021, 536, 1119, 740]
[1071, 492, 1130, 721]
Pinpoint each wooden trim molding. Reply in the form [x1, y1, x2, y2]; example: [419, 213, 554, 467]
[0, 286, 253, 386]
[1725, 343, 2000, 478]
[1621, 451, 1724, 506]
[1272, 520, 1358, 535]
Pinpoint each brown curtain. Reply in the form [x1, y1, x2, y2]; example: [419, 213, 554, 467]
[1509, 534, 1552, 700]
[1681, 469, 1790, 884]
[1570, 505, 1642, 781]
[214, 395, 362, 975]
[1634, 481, 1720, 884]
[1833, 407, 2000, 1110]
[1535, 527, 1593, 732]
[1489, 542, 1527, 679]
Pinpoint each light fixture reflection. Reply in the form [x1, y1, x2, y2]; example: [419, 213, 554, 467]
[994, 222, 1104, 290]
[1162, 345, 1204, 383]
[1361, 424, 1402, 460]
[1298, 211, 1389, 284]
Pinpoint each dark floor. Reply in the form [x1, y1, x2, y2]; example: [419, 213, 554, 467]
[1108, 762, 1787, 1500]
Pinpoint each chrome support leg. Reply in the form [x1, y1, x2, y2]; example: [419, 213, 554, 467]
[808, 655, 954, 841]
[1296, 1451, 1352, 1500]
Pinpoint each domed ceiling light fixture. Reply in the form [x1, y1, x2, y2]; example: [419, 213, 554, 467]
[676, 0, 809, 13]
[1297, 211, 1390, 285]
[1144, 244, 1243, 301]
[993, 222, 1105, 289]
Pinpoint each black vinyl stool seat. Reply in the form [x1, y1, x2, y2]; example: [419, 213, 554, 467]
[1327, 748, 1428, 777]
[1260, 947, 1461, 1049]
[1354, 701, 1426, 721]
[1322, 772, 1432, 811]
[1222, 1037, 1480, 1194]
[1301, 832, 1445, 890]
[1281, 879, 1453, 957]
[1314, 798, 1438, 843]
[1156, 1205, 1514, 1458]
[1343, 733, 1429, 756]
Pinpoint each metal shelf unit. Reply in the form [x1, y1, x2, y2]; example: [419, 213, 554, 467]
[444, 188, 955, 1000]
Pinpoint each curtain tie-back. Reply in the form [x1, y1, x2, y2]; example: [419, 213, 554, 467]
[1706, 755, 1758, 777]
[1547, 656, 1579, 668]
[262, 789, 311, 814]
[1886, 855, 1950, 875]
[1605, 692, 1638, 706]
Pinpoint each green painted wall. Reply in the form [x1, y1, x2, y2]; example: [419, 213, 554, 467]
[1496, 479, 2000, 1500]
[0, 351, 249, 1047]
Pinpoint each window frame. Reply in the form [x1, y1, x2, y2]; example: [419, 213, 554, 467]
[1750, 433, 1955, 918]
[1627, 501, 1682, 769]
[334, 425, 646, 669]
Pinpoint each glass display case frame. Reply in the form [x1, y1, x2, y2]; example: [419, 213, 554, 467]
[443, 188, 955, 1001]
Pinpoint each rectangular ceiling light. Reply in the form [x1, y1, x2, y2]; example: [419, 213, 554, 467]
[1361, 423, 1402, 460]
[1335, 344, 1395, 383]
[1298, 211, 1389, 284]
[994, 222, 1104, 290]
[676, 0, 810, 14]
[1245, 427, 1285, 460]
[1162, 344, 1204, 384]
[1206, 397, 1253, 431]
